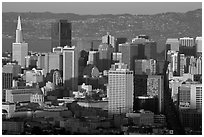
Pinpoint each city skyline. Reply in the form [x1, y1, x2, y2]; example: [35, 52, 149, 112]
[2, 2, 202, 15]
[2, 2, 202, 135]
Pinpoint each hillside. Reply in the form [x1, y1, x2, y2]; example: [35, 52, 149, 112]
[2, 9, 202, 53]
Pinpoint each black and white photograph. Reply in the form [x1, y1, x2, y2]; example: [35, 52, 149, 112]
[2, 1, 202, 135]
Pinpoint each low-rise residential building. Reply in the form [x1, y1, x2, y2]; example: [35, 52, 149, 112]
[5, 88, 43, 103]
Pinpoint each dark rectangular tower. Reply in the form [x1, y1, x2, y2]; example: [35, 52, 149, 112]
[51, 20, 71, 50]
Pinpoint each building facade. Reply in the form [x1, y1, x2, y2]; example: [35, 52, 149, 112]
[51, 20, 72, 49]
[12, 16, 28, 68]
[63, 46, 79, 91]
[108, 63, 134, 115]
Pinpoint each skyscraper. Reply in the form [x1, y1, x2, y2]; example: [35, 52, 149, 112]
[87, 51, 99, 67]
[37, 53, 45, 69]
[134, 74, 148, 96]
[145, 41, 157, 60]
[190, 84, 202, 110]
[112, 52, 122, 63]
[196, 57, 202, 75]
[179, 54, 185, 76]
[119, 42, 138, 71]
[147, 75, 164, 113]
[115, 37, 127, 52]
[63, 46, 79, 91]
[98, 43, 113, 72]
[102, 32, 115, 48]
[195, 37, 202, 56]
[178, 83, 202, 110]
[48, 52, 63, 73]
[108, 63, 134, 115]
[135, 59, 156, 75]
[51, 20, 72, 49]
[12, 16, 28, 68]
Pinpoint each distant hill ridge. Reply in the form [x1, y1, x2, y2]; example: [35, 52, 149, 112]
[2, 8, 202, 53]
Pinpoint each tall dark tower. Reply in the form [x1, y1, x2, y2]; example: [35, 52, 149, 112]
[51, 20, 71, 50]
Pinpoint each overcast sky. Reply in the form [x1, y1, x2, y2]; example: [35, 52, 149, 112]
[2, 2, 202, 15]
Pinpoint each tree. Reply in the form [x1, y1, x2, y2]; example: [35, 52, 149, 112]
[27, 102, 40, 118]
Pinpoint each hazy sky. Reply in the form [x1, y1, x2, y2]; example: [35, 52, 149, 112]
[2, 2, 202, 15]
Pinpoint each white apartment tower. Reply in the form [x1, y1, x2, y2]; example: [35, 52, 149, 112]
[108, 63, 134, 116]
[63, 46, 79, 91]
[12, 16, 28, 68]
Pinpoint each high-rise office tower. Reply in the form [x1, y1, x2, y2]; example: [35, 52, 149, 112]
[63, 46, 79, 91]
[188, 56, 197, 75]
[156, 60, 165, 75]
[102, 32, 115, 48]
[44, 53, 49, 75]
[119, 38, 156, 71]
[25, 55, 38, 69]
[98, 43, 113, 72]
[2, 63, 21, 89]
[147, 75, 164, 113]
[12, 16, 28, 68]
[51, 20, 72, 49]
[134, 74, 148, 96]
[108, 63, 134, 115]
[87, 51, 99, 67]
[115, 37, 127, 52]
[145, 41, 157, 60]
[137, 43, 146, 59]
[190, 84, 202, 110]
[166, 38, 179, 52]
[48, 52, 63, 73]
[132, 37, 147, 59]
[112, 52, 122, 63]
[135, 59, 146, 75]
[119, 42, 138, 71]
[196, 57, 202, 75]
[165, 52, 185, 76]
[178, 83, 202, 110]
[135, 59, 156, 75]
[37, 53, 45, 69]
[172, 52, 179, 75]
[167, 50, 180, 76]
[179, 54, 185, 76]
[78, 50, 89, 82]
[195, 37, 202, 55]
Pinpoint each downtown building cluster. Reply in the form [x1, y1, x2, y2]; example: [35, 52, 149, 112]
[2, 16, 202, 135]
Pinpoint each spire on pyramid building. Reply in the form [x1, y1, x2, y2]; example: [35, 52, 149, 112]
[17, 16, 22, 30]
[15, 16, 23, 43]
